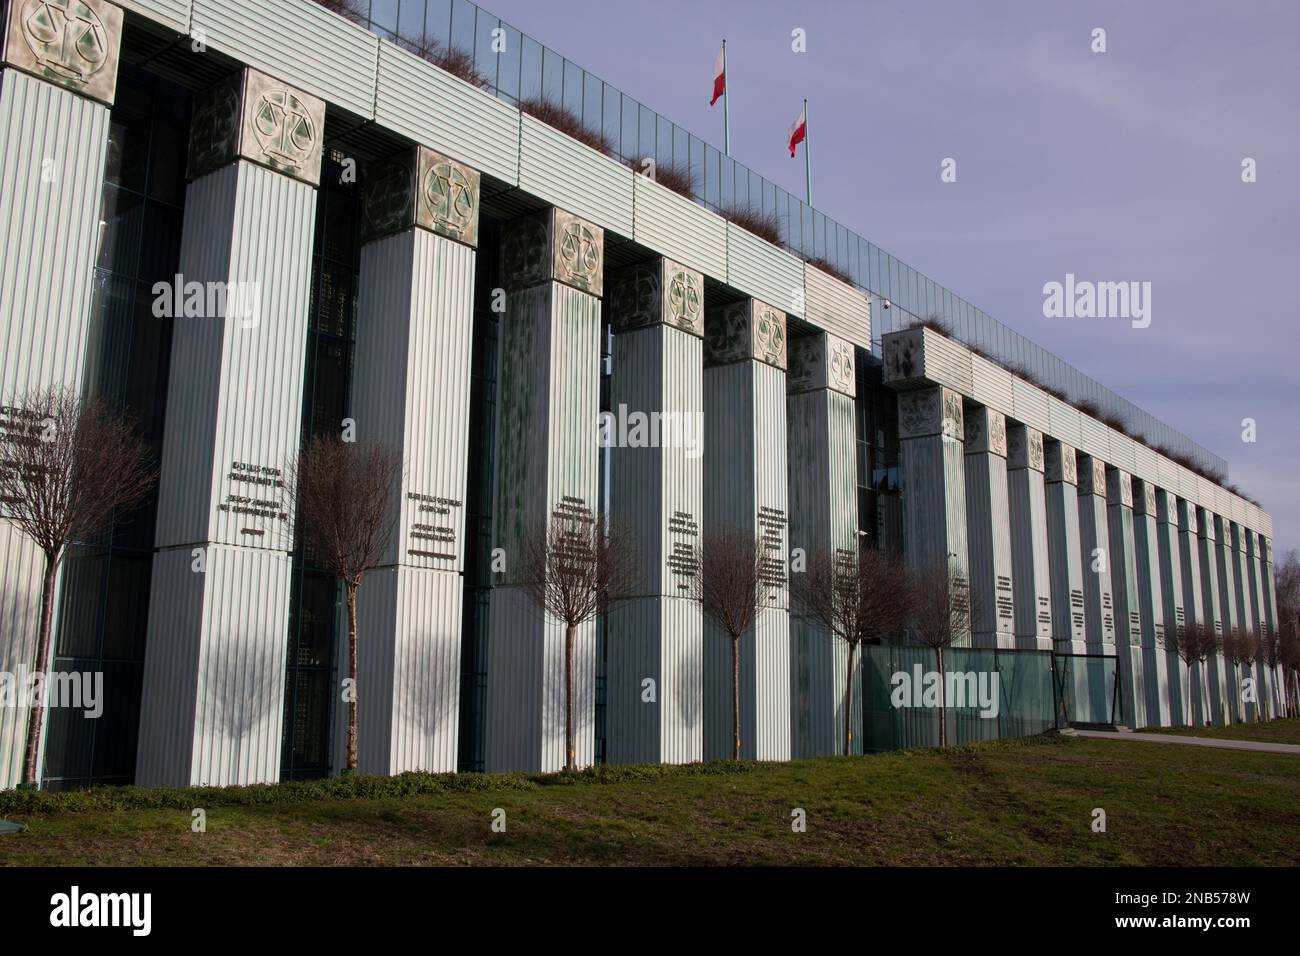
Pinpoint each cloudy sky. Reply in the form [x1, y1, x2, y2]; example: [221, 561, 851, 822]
[478, 0, 1299, 555]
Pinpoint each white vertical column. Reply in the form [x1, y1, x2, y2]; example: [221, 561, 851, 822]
[1006, 425, 1052, 650]
[605, 257, 705, 765]
[1228, 521, 1255, 720]
[1246, 530, 1275, 717]
[1155, 490, 1188, 724]
[898, 386, 969, 611]
[1196, 508, 1226, 724]
[137, 68, 325, 787]
[1106, 468, 1145, 726]
[1132, 480, 1168, 726]
[703, 298, 790, 761]
[1077, 455, 1115, 654]
[349, 147, 480, 775]
[1177, 500, 1208, 723]
[1044, 440, 1086, 654]
[787, 332, 858, 757]
[486, 208, 603, 773]
[963, 405, 1014, 648]
[0, 0, 123, 788]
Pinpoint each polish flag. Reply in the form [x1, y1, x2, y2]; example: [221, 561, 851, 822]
[710, 44, 726, 105]
[788, 104, 806, 157]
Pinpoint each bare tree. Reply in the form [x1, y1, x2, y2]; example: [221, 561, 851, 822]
[1279, 618, 1300, 718]
[1221, 628, 1260, 722]
[1276, 551, 1300, 716]
[0, 388, 155, 787]
[314, 0, 367, 25]
[517, 509, 637, 771]
[687, 527, 780, 760]
[1257, 629, 1279, 721]
[1161, 620, 1219, 726]
[793, 544, 913, 755]
[909, 561, 974, 746]
[285, 436, 401, 773]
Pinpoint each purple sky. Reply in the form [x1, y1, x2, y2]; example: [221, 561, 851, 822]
[482, 0, 1299, 556]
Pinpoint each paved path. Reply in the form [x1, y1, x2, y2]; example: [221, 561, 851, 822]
[1062, 728, 1300, 755]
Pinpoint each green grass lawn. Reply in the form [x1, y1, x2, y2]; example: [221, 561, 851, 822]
[2, 732, 1297, 866]
[1151, 716, 1300, 745]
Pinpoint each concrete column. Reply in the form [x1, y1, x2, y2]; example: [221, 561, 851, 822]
[898, 385, 969, 623]
[137, 68, 325, 787]
[0, 0, 123, 788]
[787, 332, 859, 757]
[1176, 500, 1208, 724]
[1211, 513, 1239, 722]
[964, 405, 1014, 649]
[1077, 455, 1115, 653]
[703, 298, 790, 761]
[1155, 489, 1188, 724]
[605, 257, 705, 765]
[347, 147, 481, 775]
[1044, 439, 1086, 654]
[1131, 480, 1167, 726]
[1006, 425, 1052, 650]
[1106, 468, 1145, 726]
[1196, 508, 1226, 724]
[1228, 521, 1257, 720]
[486, 208, 603, 773]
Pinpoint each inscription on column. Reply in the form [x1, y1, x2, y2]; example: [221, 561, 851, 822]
[217, 461, 288, 538]
[667, 510, 699, 591]
[406, 491, 462, 562]
[757, 506, 787, 591]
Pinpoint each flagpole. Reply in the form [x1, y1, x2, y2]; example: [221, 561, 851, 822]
[722, 39, 731, 156]
[803, 98, 811, 206]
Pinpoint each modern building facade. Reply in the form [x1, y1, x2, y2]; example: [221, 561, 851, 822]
[0, 0, 1285, 789]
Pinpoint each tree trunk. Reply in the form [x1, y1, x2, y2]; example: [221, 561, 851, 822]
[346, 581, 359, 772]
[565, 622, 576, 771]
[731, 632, 741, 760]
[842, 642, 856, 757]
[21, 557, 60, 787]
[936, 645, 946, 748]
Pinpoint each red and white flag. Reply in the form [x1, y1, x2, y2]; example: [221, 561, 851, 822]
[710, 44, 726, 105]
[788, 104, 807, 157]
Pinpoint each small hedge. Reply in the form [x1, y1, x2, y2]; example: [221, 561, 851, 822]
[0, 760, 758, 816]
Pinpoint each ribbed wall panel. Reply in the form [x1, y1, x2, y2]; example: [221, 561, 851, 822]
[726, 224, 804, 319]
[1230, 527, 1255, 636]
[154, 161, 316, 552]
[1213, 519, 1238, 640]
[1178, 506, 1204, 627]
[191, 0, 377, 118]
[117, 0, 191, 31]
[788, 388, 858, 756]
[1108, 433, 1137, 474]
[1108, 497, 1144, 724]
[1078, 415, 1110, 460]
[1010, 379, 1050, 433]
[1245, 532, 1268, 637]
[486, 278, 600, 772]
[607, 322, 704, 764]
[1155, 491, 1186, 723]
[970, 355, 1014, 412]
[901, 435, 970, 583]
[1045, 480, 1086, 648]
[914, 328, 974, 395]
[1133, 442, 1159, 485]
[606, 596, 702, 765]
[965, 451, 1014, 648]
[355, 567, 461, 774]
[1077, 488, 1114, 649]
[631, 175, 726, 278]
[1158, 454, 1182, 489]
[0, 70, 110, 393]
[1048, 397, 1083, 447]
[520, 115, 633, 236]
[703, 359, 790, 760]
[804, 265, 871, 350]
[1007, 467, 1052, 647]
[0, 525, 50, 787]
[354, 230, 475, 572]
[375, 43, 518, 185]
[1133, 492, 1167, 725]
[136, 546, 291, 786]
